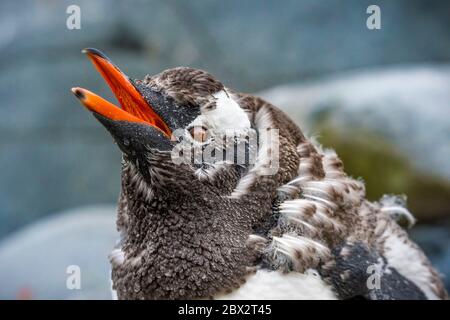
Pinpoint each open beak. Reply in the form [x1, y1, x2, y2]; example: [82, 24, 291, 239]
[71, 48, 172, 138]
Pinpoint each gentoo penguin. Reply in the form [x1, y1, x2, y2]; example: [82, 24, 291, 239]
[72, 48, 448, 300]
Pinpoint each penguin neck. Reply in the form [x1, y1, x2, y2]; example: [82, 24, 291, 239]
[114, 161, 268, 299]
[118, 160, 254, 246]
[119, 159, 205, 219]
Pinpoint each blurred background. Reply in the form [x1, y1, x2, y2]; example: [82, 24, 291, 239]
[0, 0, 449, 299]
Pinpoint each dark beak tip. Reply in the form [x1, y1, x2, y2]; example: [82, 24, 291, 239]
[82, 47, 111, 61]
[71, 87, 85, 100]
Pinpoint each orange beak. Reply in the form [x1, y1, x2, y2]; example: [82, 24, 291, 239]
[72, 48, 172, 137]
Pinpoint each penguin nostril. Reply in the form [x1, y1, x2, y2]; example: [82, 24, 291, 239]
[189, 126, 208, 142]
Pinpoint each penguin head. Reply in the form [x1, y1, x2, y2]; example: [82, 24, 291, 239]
[71, 49, 305, 299]
[72, 48, 254, 188]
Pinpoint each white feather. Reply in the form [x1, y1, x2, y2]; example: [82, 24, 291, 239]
[215, 269, 337, 300]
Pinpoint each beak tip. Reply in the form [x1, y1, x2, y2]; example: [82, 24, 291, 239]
[71, 87, 85, 100]
[82, 47, 110, 61]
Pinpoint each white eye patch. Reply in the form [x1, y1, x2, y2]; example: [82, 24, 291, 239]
[200, 90, 251, 130]
[183, 90, 251, 146]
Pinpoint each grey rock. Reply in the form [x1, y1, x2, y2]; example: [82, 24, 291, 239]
[0, 206, 117, 299]
[261, 65, 450, 179]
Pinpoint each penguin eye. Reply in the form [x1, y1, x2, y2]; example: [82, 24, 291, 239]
[189, 126, 208, 142]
